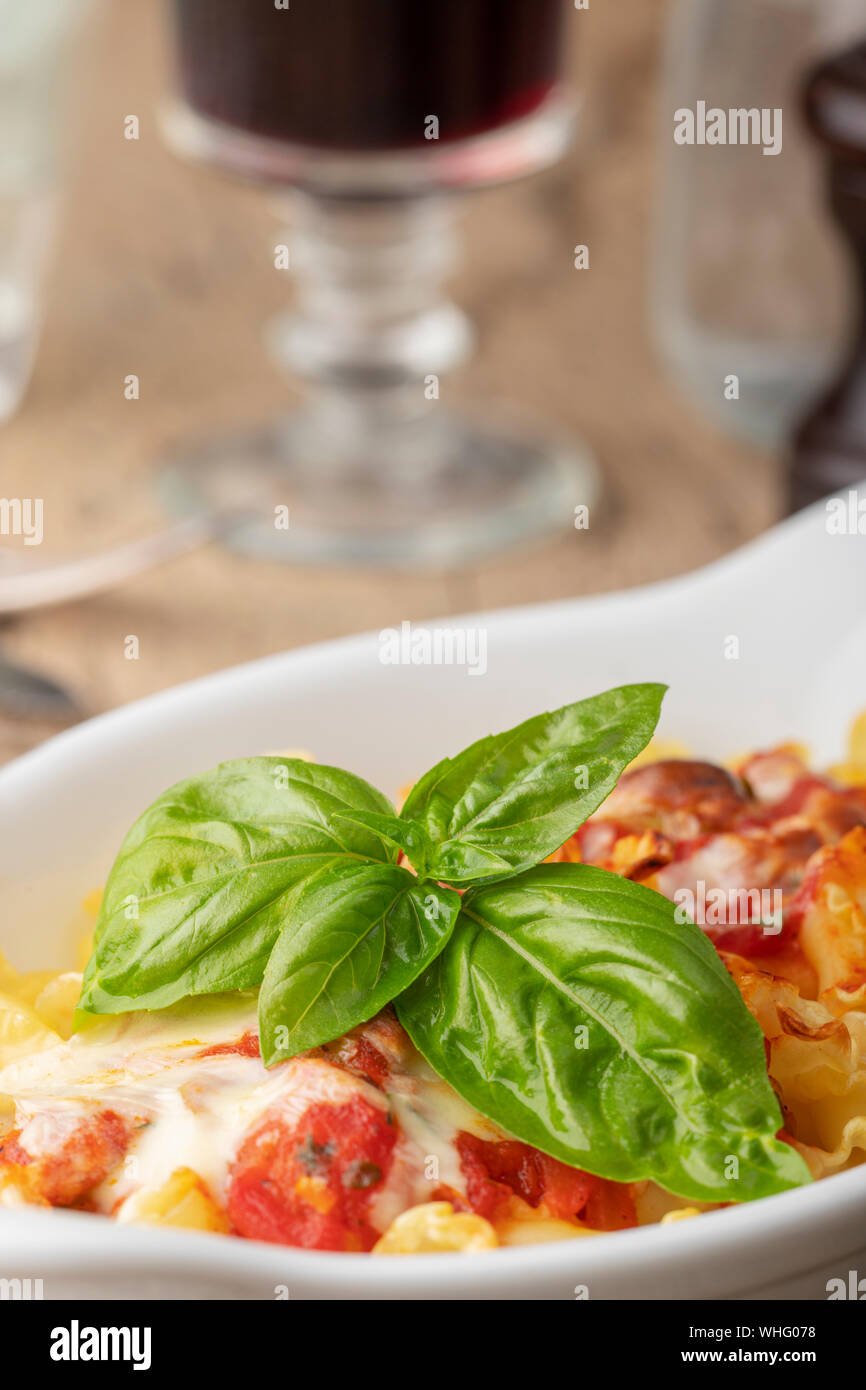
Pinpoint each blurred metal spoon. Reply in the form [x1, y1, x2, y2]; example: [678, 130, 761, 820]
[0, 510, 245, 616]
[0, 654, 81, 719]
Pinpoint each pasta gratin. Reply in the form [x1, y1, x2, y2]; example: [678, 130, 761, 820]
[2, 694, 866, 1254]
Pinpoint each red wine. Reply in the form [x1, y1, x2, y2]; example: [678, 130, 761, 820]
[172, 0, 567, 152]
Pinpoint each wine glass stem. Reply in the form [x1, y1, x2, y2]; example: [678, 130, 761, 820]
[268, 191, 473, 486]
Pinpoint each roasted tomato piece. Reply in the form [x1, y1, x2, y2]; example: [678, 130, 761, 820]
[574, 820, 622, 865]
[706, 921, 788, 958]
[600, 760, 747, 836]
[800, 785, 866, 844]
[570, 822, 674, 879]
[737, 749, 813, 805]
[456, 1133, 636, 1232]
[652, 830, 811, 958]
[324, 1034, 391, 1090]
[227, 1096, 396, 1251]
[0, 1108, 132, 1207]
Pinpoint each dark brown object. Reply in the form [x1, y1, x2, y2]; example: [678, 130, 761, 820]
[789, 41, 866, 512]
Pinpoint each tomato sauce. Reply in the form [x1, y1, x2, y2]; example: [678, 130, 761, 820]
[197, 1031, 261, 1059]
[455, 1132, 637, 1231]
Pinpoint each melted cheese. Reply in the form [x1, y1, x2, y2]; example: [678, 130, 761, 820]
[0, 993, 499, 1232]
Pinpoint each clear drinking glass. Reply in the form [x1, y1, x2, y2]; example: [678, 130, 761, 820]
[0, 0, 86, 422]
[652, 0, 866, 448]
[160, 0, 596, 567]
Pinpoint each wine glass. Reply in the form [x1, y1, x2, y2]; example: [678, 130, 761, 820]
[160, 0, 596, 567]
[0, 0, 88, 422]
[651, 0, 865, 449]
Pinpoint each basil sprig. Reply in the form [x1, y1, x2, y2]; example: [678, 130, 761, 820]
[78, 683, 811, 1202]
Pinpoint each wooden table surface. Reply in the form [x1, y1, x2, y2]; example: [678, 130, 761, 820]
[0, 0, 776, 766]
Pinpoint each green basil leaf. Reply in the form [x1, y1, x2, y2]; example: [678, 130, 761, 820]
[332, 810, 434, 876]
[79, 758, 397, 1015]
[401, 683, 666, 886]
[396, 863, 811, 1203]
[259, 862, 461, 1065]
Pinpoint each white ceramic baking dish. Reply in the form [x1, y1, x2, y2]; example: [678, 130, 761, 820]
[2, 491, 865, 1299]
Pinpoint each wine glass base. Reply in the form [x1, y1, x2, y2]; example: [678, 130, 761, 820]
[157, 413, 599, 569]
